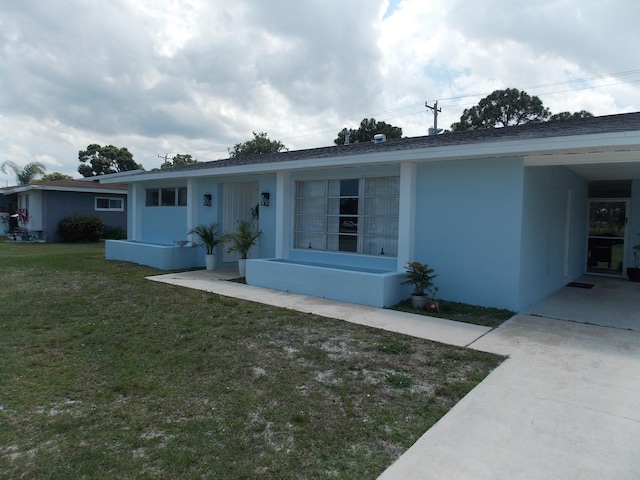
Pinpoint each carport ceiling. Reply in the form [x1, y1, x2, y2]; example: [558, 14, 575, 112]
[524, 147, 640, 181]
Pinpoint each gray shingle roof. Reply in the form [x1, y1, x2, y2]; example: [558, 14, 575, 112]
[151, 111, 640, 175]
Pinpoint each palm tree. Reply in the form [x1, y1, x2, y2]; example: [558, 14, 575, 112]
[1, 160, 47, 185]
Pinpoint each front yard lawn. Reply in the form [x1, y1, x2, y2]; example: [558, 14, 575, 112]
[0, 242, 503, 479]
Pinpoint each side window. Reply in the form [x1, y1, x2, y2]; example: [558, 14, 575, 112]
[145, 188, 188, 207]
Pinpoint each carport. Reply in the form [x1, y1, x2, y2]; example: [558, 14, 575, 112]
[525, 275, 640, 331]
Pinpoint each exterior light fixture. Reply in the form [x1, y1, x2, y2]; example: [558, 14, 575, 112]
[260, 191, 270, 207]
[203, 193, 212, 207]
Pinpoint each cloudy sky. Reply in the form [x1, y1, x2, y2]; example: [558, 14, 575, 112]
[1, 0, 639, 184]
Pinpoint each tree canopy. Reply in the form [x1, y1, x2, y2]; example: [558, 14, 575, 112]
[334, 118, 403, 145]
[78, 144, 143, 177]
[450, 88, 594, 131]
[549, 110, 594, 121]
[229, 132, 287, 157]
[160, 154, 198, 169]
[1, 160, 46, 185]
[451, 88, 551, 131]
[34, 172, 73, 183]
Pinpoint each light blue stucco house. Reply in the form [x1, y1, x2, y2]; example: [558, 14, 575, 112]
[102, 112, 640, 311]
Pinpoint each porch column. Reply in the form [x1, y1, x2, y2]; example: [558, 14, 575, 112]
[130, 183, 142, 241]
[397, 162, 416, 270]
[186, 178, 198, 232]
[275, 171, 290, 258]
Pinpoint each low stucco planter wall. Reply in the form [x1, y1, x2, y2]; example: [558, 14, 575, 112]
[246, 258, 407, 308]
[105, 240, 199, 270]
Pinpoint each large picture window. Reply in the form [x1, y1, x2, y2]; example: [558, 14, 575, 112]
[294, 176, 399, 256]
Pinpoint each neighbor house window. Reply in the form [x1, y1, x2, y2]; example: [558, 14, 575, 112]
[294, 176, 399, 256]
[95, 197, 124, 211]
[145, 187, 187, 206]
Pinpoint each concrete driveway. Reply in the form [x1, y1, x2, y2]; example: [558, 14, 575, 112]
[379, 284, 640, 479]
[524, 275, 640, 331]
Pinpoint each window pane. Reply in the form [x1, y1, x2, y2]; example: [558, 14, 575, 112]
[177, 187, 188, 206]
[96, 198, 109, 209]
[146, 189, 159, 206]
[296, 180, 325, 197]
[365, 177, 399, 196]
[295, 232, 326, 250]
[161, 188, 176, 206]
[295, 215, 325, 233]
[108, 199, 122, 209]
[296, 198, 326, 215]
[340, 179, 359, 196]
[327, 216, 341, 233]
[362, 217, 398, 235]
[340, 198, 358, 215]
[365, 197, 399, 215]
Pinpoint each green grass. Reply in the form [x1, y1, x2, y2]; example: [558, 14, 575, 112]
[0, 242, 504, 479]
[391, 299, 516, 328]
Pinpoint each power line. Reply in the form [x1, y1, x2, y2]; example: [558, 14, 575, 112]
[271, 68, 640, 141]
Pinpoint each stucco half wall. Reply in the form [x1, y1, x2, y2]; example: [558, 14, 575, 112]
[246, 258, 409, 308]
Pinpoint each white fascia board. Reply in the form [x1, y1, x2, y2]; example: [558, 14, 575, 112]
[102, 130, 640, 183]
[2, 185, 126, 195]
[43, 187, 128, 194]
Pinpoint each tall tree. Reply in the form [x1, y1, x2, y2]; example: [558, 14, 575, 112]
[1, 160, 46, 185]
[78, 144, 143, 177]
[229, 132, 287, 157]
[451, 88, 551, 131]
[549, 110, 594, 121]
[160, 154, 198, 169]
[334, 118, 403, 145]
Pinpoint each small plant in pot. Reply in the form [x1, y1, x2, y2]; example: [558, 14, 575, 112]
[627, 244, 640, 282]
[222, 219, 262, 277]
[187, 223, 221, 270]
[402, 261, 438, 310]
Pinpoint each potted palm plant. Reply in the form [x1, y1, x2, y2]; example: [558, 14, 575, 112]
[187, 223, 221, 270]
[402, 261, 438, 310]
[222, 219, 262, 277]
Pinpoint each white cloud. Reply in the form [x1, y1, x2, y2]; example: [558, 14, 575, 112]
[0, 0, 638, 184]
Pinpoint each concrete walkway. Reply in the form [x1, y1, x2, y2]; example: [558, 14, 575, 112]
[148, 270, 640, 479]
[148, 270, 491, 347]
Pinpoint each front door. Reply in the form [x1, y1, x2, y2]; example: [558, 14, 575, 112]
[222, 182, 259, 263]
[586, 199, 629, 276]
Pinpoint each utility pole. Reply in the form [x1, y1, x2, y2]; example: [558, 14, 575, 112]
[158, 153, 170, 166]
[425, 101, 441, 135]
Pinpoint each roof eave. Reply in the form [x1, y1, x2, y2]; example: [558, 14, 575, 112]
[102, 129, 640, 184]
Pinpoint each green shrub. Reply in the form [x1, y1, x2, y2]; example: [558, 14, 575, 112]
[102, 225, 127, 240]
[57, 215, 104, 242]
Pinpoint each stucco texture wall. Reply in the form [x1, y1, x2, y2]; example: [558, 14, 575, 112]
[519, 166, 588, 310]
[415, 157, 525, 310]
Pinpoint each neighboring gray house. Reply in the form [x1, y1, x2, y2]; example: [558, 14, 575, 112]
[103, 112, 640, 311]
[1, 179, 127, 242]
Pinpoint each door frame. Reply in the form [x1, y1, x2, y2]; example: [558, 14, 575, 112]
[222, 182, 259, 263]
[586, 198, 630, 277]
